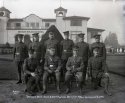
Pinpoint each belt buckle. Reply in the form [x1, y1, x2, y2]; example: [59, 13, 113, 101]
[16, 53, 20, 55]
[64, 50, 67, 52]
[50, 65, 54, 68]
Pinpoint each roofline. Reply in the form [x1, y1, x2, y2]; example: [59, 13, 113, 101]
[87, 27, 105, 32]
[23, 14, 42, 20]
[63, 16, 90, 21]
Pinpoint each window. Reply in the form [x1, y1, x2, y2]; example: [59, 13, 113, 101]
[15, 23, 21, 29]
[70, 19, 82, 26]
[36, 22, 39, 28]
[30, 22, 35, 28]
[15, 23, 21, 27]
[45, 23, 50, 28]
[7, 23, 11, 27]
[26, 22, 29, 27]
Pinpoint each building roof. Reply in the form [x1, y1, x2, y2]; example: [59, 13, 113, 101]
[87, 27, 105, 32]
[0, 7, 11, 13]
[8, 19, 23, 22]
[42, 18, 56, 22]
[54, 6, 67, 13]
[63, 16, 90, 21]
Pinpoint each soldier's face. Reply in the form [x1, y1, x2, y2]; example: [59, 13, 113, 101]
[18, 37, 23, 42]
[49, 49, 55, 56]
[49, 33, 54, 39]
[95, 38, 100, 43]
[64, 35, 69, 39]
[93, 50, 99, 56]
[33, 36, 39, 42]
[73, 50, 78, 56]
[29, 53, 34, 58]
[79, 37, 84, 42]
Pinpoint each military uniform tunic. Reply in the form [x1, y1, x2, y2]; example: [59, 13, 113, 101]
[88, 56, 108, 79]
[13, 42, 28, 62]
[44, 39, 59, 57]
[60, 39, 74, 60]
[29, 41, 45, 62]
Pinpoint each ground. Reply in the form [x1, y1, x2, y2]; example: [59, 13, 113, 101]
[0, 55, 125, 103]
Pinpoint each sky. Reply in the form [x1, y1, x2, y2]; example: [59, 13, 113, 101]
[0, 0, 125, 45]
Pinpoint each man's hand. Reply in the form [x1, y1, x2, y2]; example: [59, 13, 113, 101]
[55, 69, 59, 73]
[40, 59, 43, 63]
[48, 69, 52, 73]
[104, 72, 109, 77]
[31, 72, 36, 77]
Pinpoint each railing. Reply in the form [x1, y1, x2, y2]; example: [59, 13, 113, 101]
[0, 47, 13, 54]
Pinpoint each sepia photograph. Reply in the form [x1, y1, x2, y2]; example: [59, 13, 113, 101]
[0, 0, 125, 103]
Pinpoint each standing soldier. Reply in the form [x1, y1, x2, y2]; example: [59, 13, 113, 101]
[65, 46, 84, 94]
[44, 31, 59, 58]
[42, 46, 62, 94]
[60, 31, 74, 77]
[76, 33, 90, 85]
[29, 33, 45, 90]
[13, 34, 28, 84]
[88, 47, 112, 96]
[90, 34, 106, 60]
[29, 33, 45, 65]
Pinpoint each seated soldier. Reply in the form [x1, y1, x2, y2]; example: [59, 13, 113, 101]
[65, 46, 84, 94]
[88, 46, 112, 96]
[42, 45, 62, 94]
[23, 49, 40, 96]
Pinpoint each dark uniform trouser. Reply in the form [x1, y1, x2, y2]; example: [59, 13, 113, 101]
[16, 61, 24, 81]
[61, 59, 68, 81]
[25, 74, 40, 93]
[83, 61, 88, 84]
[65, 71, 83, 90]
[92, 72, 110, 90]
[43, 71, 61, 91]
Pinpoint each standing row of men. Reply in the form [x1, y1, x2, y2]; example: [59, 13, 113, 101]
[13, 31, 111, 96]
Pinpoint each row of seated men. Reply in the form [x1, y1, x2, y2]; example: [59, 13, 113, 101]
[13, 31, 111, 96]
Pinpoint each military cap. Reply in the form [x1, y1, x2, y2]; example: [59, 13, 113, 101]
[48, 45, 56, 50]
[32, 33, 39, 37]
[16, 34, 24, 38]
[73, 45, 79, 51]
[28, 48, 34, 54]
[93, 46, 100, 51]
[94, 34, 101, 38]
[78, 33, 85, 38]
[63, 31, 69, 35]
[49, 31, 54, 35]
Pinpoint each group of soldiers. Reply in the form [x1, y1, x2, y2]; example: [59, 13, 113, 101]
[13, 31, 112, 96]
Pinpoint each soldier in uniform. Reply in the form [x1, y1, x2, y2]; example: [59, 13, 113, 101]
[44, 31, 60, 58]
[29, 33, 45, 65]
[90, 34, 106, 60]
[42, 45, 62, 94]
[60, 31, 74, 79]
[65, 46, 84, 94]
[13, 34, 28, 84]
[76, 33, 90, 85]
[90, 34, 106, 86]
[29, 33, 45, 90]
[23, 49, 40, 96]
[88, 47, 112, 96]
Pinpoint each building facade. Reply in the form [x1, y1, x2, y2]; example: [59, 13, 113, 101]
[0, 6, 104, 45]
